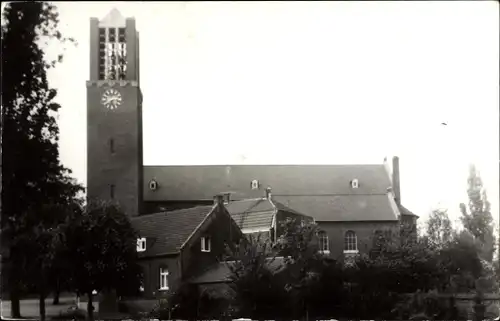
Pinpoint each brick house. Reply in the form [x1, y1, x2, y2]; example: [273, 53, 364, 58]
[130, 190, 314, 299]
[130, 195, 243, 299]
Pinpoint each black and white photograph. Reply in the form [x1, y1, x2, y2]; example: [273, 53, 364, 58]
[1, 1, 499, 320]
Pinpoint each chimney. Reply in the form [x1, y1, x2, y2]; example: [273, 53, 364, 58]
[265, 187, 272, 200]
[214, 194, 224, 206]
[392, 156, 401, 204]
[223, 193, 231, 204]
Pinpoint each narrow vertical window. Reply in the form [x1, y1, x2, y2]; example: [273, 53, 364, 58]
[98, 28, 106, 41]
[110, 138, 115, 154]
[344, 230, 358, 252]
[318, 232, 329, 253]
[118, 28, 126, 43]
[110, 184, 115, 199]
[201, 236, 211, 252]
[98, 28, 106, 80]
[108, 27, 116, 42]
[159, 267, 169, 290]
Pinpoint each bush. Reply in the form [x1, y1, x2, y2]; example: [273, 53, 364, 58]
[148, 299, 170, 320]
[51, 306, 87, 320]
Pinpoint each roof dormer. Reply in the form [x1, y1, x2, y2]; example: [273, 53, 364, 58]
[251, 179, 260, 190]
[350, 179, 359, 189]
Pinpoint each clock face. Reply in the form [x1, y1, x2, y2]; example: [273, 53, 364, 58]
[101, 89, 122, 110]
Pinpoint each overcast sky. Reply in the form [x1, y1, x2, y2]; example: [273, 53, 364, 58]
[38, 1, 499, 227]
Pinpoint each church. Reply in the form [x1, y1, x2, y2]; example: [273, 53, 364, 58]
[87, 9, 418, 299]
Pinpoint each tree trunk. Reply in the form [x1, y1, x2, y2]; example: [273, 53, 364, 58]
[87, 292, 94, 321]
[52, 280, 60, 305]
[39, 291, 46, 321]
[10, 283, 21, 318]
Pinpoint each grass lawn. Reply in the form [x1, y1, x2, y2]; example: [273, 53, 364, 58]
[1, 294, 130, 320]
[1, 297, 77, 319]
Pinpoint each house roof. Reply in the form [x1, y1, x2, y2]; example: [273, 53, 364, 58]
[189, 257, 288, 284]
[272, 200, 306, 216]
[273, 194, 400, 222]
[225, 198, 275, 232]
[398, 203, 419, 218]
[130, 205, 215, 257]
[225, 198, 312, 232]
[143, 164, 392, 201]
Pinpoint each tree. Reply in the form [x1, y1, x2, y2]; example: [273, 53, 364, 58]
[18, 223, 64, 321]
[46, 197, 84, 305]
[61, 201, 142, 321]
[1, 2, 79, 317]
[426, 209, 453, 248]
[460, 164, 495, 262]
[227, 233, 290, 319]
[275, 218, 325, 320]
[439, 230, 484, 292]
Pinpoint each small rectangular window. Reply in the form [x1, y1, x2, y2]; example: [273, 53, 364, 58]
[108, 28, 116, 42]
[201, 236, 211, 252]
[137, 238, 146, 252]
[110, 184, 115, 199]
[110, 138, 115, 154]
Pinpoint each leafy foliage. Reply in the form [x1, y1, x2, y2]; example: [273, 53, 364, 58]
[1, 2, 80, 318]
[60, 201, 142, 320]
[227, 233, 290, 319]
[460, 164, 495, 262]
[426, 209, 453, 248]
[275, 218, 325, 318]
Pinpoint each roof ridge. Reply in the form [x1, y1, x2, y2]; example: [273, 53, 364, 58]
[229, 197, 264, 203]
[274, 193, 389, 197]
[132, 204, 214, 219]
[144, 164, 386, 168]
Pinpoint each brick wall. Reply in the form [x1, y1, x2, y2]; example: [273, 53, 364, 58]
[86, 82, 143, 217]
[316, 221, 400, 260]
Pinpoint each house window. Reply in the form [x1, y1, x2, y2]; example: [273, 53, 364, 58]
[318, 232, 329, 254]
[159, 267, 169, 290]
[344, 230, 358, 252]
[201, 236, 211, 252]
[137, 237, 146, 252]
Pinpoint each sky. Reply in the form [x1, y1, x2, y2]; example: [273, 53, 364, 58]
[34, 2, 500, 228]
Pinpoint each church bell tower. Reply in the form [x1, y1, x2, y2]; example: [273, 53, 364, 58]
[86, 8, 143, 216]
